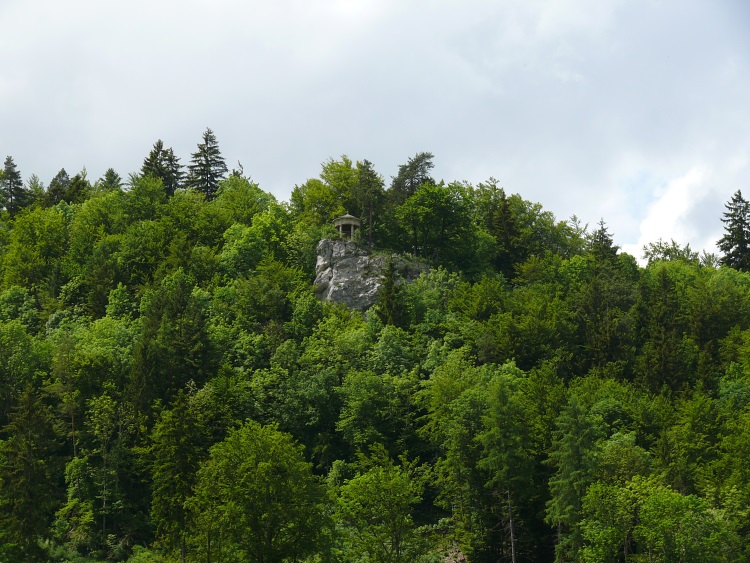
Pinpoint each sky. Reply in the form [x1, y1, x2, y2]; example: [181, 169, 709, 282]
[2, 0, 749, 259]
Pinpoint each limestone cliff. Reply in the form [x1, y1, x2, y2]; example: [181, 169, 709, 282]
[313, 239, 427, 311]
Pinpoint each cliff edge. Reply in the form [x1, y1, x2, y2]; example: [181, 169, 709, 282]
[313, 239, 426, 311]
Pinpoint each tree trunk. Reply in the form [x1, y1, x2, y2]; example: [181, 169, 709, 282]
[507, 490, 517, 563]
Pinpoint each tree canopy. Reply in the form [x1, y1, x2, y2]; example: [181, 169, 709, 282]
[0, 142, 748, 562]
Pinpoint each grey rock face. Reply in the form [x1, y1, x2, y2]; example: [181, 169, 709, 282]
[314, 239, 426, 311]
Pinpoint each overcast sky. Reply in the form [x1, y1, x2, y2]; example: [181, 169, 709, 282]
[2, 0, 748, 258]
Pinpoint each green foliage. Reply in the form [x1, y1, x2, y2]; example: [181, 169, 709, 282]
[0, 385, 61, 562]
[571, 221, 637, 375]
[389, 151, 434, 205]
[218, 204, 290, 277]
[0, 155, 31, 217]
[0, 319, 50, 423]
[337, 368, 420, 457]
[130, 269, 215, 413]
[150, 391, 204, 561]
[187, 420, 329, 562]
[644, 237, 700, 264]
[213, 174, 275, 226]
[546, 394, 608, 562]
[3, 204, 69, 296]
[290, 177, 346, 226]
[99, 168, 123, 192]
[140, 139, 183, 197]
[45, 168, 71, 206]
[581, 477, 740, 562]
[320, 154, 359, 212]
[334, 444, 430, 562]
[395, 181, 476, 268]
[3, 146, 750, 560]
[355, 159, 385, 246]
[0, 285, 40, 331]
[186, 128, 227, 201]
[718, 189, 750, 271]
[53, 455, 97, 555]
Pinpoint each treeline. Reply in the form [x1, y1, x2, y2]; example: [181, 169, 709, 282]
[1, 132, 750, 562]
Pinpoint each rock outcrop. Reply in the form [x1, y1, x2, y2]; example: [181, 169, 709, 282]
[314, 239, 427, 311]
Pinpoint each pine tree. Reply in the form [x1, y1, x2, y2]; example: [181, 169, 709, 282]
[718, 190, 750, 271]
[141, 139, 184, 197]
[186, 128, 227, 201]
[0, 156, 29, 217]
[389, 152, 434, 206]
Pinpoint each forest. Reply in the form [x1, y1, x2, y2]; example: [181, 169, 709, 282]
[2, 128, 750, 562]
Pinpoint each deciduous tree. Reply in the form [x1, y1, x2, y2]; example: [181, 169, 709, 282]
[334, 445, 428, 562]
[187, 421, 328, 562]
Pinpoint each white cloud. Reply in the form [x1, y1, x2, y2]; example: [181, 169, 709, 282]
[622, 166, 711, 260]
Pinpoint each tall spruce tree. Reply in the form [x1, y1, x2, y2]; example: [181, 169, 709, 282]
[718, 190, 750, 271]
[141, 139, 184, 197]
[0, 156, 29, 217]
[186, 128, 227, 201]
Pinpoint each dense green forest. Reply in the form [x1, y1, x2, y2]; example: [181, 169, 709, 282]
[2, 129, 750, 562]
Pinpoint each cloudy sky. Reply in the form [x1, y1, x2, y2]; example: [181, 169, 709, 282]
[2, 0, 748, 258]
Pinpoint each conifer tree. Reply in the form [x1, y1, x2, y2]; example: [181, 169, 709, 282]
[0, 156, 29, 217]
[25, 174, 45, 204]
[151, 391, 203, 563]
[389, 151, 434, 205]
[65, 170, 90, 204]
[141, 139, 184, 197]
[376, 258, 405, 327]
[45, 168, 70, 206]
[0, 386, 61, 562]
[356, 159, 384, 246]
[186, 128, 227, 201]
[718, 190, 750, 271]
[99, 168, 123, 191]
[491, 187, 521, 278]
[589, 219, 619, 264]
